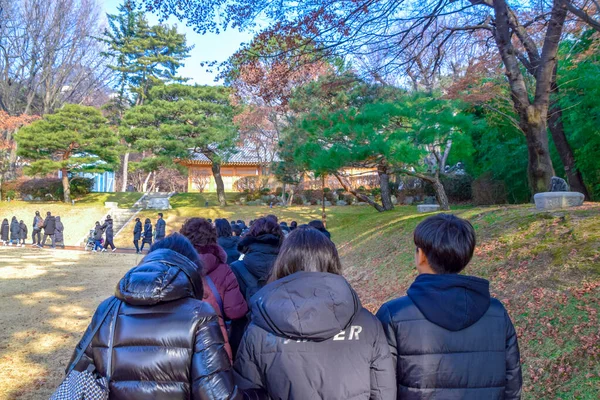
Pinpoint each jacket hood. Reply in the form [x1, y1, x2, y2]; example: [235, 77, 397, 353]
[238, 234, 281, 279]
[195, 244, 227, 274]
[55, 216, 61, 222]
[407, 274, 491, 331]
[218, 235, 239, 249]
[251, 271, 361, 341]
[116, 249, 203, 306]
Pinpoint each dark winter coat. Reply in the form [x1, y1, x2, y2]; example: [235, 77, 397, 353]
[68, 249, 241, 399]
[217, 236, 241, 265]
[0, 220, 8, 241]
[234, 271, 397, 400]
[142, 222, 153, 244]
[133, 220, 142, 241]
[101, 218, 113, 241]
[10, 217, 20, 241]
[43, 215, 56, 235]
[19, 222, 27, 240]
[93, 225, 104, 241]
[54, 216, 64, 243]
[230, 234, 281, 302]
[376, 274, 522, 400]
[155, 218, 166, 239]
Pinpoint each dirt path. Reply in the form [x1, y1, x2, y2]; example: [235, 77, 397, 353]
[0, 247, 140, 400]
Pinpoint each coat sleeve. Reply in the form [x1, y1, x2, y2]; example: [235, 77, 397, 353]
[233, 326, 265, 392]
[191, 311, 242, 400]
[222, 268, 249, 321]
[369, 311, 397, 400]
[375, 303, 398, 368]
[504, 309, 522, 400]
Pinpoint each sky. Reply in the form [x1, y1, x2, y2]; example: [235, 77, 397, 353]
[102, 0, 255, 85]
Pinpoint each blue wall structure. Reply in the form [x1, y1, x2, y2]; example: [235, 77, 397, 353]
[57, 171, 115, 192]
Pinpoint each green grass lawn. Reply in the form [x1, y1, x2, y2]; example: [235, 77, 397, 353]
[76, 192, 143, 208]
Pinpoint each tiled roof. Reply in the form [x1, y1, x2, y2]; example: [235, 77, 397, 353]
[184, 143, 280, 165]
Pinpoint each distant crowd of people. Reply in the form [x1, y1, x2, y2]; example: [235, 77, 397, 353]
[56, 213, 522, 400]
[1, 211, 64, 248]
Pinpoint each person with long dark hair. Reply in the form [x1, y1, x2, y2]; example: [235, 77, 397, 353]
[234, 226, 396, 399]
[62, 233, 241, 398]
[140, 218, 153, 252]
[309, 219, 331, 239]
[230, 217, 284, 302]
[215, 218, 241, 264]
[180, 218, 248, 361]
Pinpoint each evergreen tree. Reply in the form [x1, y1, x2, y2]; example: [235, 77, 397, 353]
[16, 105, 119, 203]
[122, 84, 237, 206]
[102, 1, 191, 190]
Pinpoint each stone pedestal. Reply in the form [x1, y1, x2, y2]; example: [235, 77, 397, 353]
[534, 192, 584, 211]
[146, 197, 171, 210]
[417, 204, 441, 213]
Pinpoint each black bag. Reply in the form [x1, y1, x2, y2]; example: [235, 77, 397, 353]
[50, 298, 121, 400]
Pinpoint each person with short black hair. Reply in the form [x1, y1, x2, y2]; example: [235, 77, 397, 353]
[133, 218, 142, 254]
[155, 213, 166, 241]
[376, 214, 522, 399]
[63, 233, 241, 399]
[101, 215, 116, 252]
[231, 224, 242, 237]
[290, 221, 297, 231]
[308, 219, 331, 239]
[1, 218, 8, 246]
[215, 219, 241, 264]
[92, 222, 103, 252]
[41, 211, 56, 248]
[32, 211, 43, 246]
[234, 226, 396, 399]
[141, 218, 153, 252]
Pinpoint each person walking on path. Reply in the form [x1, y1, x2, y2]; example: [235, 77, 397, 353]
[32, 211, 43, 246]
[54, 216, 65, 248]
[133, 218, 142, 254]
[62, 233, 242, 399]
[180, 218, 248, 362]
[140, 218, 153, 252]
[9, 216, 21, 246]
[1, 218, 9, 246]
[41, 212, 56, 248]
[155, 213, 166, 241]
[19, 220, 27, 245]
[376, 214, 522, 399]
[101, 215, 116, 252]
[92, 222, 103, 252]
[234, 226, 397, 399]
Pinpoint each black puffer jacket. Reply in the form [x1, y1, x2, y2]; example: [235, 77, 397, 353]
[155, 218, 166, 239]
[101, 218, 114, 240]
[0, 220, 8, 241]
[9, 217, 20, 240]
[68, 249, 241, 399]
[54, 216, 64, 243]
[19, 222, 27, 240]
[143, 222, 153, 244]
[133, 220, 142, 241]
[43, 215, 56, 235]
[218, 236, 240, 265]
[234, 271, 396, 400]
[376, 274, 522, 400]
[230, 234, 281, 301]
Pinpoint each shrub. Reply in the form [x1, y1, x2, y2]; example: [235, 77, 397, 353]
[70, 177, 94, 197]
[18, 178, 63, 200]
[441, 174, 473, 202]
[472, 174, 508, 205]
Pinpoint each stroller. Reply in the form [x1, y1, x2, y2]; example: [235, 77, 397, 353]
[84, 230, 103, 251]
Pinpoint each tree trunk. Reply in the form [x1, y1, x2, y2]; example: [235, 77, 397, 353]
[61, 168, 71, 203]
[142, 171, 152, 192]
[322, 175, 327, 227]
[549, 70, 590, 199]
[120, 150, 130, 192]
[5, 129, 18, 180]
[288, 188, 295, 206]
[522, 112, 555, 194]
[334, 173, 384, 212]
[282, 181, 287, 205]
[211, 162, 227, 207]
[378, 164, 394, 211]
[432, 178, 450, 211]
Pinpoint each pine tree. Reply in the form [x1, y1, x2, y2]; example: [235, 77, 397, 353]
[122, 84, 237, 206]
[16, 105, 119, 203]
[102, 1, 191, 191]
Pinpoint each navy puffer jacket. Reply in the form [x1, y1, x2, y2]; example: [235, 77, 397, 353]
[218, 236, 240, 264]
[234, 271, 397, 400]
[377, 274, 522, 400]
[68, 249, 241, 399]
